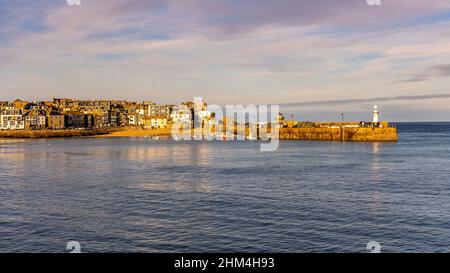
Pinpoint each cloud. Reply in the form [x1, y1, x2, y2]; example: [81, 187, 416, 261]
[281, 93, 450, 107]
[403, 64, 450, 82]
[1, 0, 450, 121]
[4, 0, 450, 42]
[168, 0, 450, 36]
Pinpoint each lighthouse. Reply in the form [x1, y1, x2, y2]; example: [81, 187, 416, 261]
[372, 105, 379, 123]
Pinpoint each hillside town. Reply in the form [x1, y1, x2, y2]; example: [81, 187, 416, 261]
[0, 98, 393, 132]
[0, 98, 212, 131]
[0, 99, 397, 142]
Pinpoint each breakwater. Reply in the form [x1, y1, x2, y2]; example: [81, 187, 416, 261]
[279, 127, 398, 141]
[0, 126, 398, 141]
[0, 129, 113, 138]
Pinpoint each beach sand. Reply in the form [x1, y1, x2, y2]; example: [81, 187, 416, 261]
[95, 127, 173, 138]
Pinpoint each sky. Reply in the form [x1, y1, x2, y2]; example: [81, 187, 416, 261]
[1, 0, 450, 121]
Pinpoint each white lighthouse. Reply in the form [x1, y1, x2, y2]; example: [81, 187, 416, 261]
[372, 105, 379, 123]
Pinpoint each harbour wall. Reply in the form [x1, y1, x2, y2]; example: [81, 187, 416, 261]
[279, 127, 398, 142]
[0, 126, 398, 142]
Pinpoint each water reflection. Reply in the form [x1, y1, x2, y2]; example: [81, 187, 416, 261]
[370, 142, 382, 173]
[1, 131, 450, 253]
[101, 140, 216, 193]
[369, 142, 384, 212]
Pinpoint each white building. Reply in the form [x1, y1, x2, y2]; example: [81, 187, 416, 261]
[128, 114, 137, 126]
[1, 107, 25, 130]
[144, 116, 168, 129]
[170, 105, 192, 124]
[146, 103, 171, 118]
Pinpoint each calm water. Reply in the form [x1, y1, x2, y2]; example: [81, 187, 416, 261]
[1, 123, 450, 253]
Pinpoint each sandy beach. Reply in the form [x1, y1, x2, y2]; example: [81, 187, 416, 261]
[0, 127, 173, 139]
[96, 127, 173, 138]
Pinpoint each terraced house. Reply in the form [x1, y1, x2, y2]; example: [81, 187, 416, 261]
[24, 109, 47, 130]
[147, 102, 172, 118]
[143, 116, 169, 129]
[65, 111, 85, 129]
[0, 107, 25, 130]
[48, 111, 65, 130]
[0, 98, 210, 131]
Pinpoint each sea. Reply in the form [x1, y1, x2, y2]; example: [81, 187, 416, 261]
[0, 122, 449, 253]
